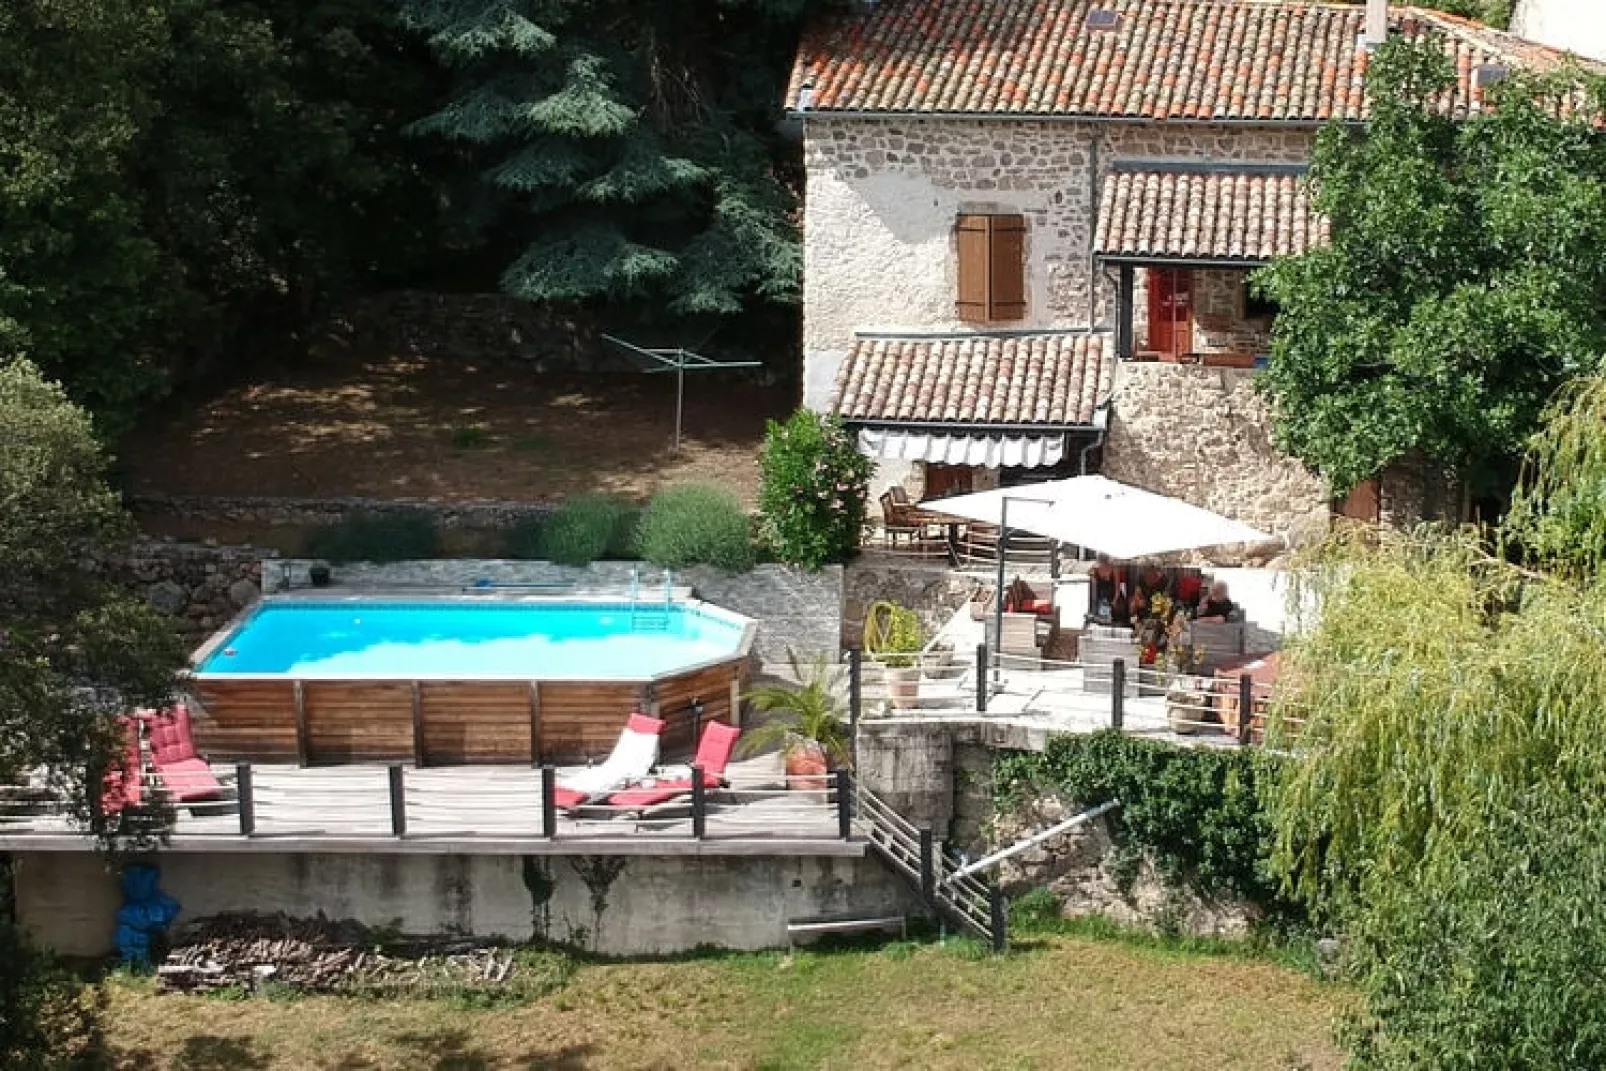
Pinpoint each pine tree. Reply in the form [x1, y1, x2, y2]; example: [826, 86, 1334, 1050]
[400, 0, 811, 316]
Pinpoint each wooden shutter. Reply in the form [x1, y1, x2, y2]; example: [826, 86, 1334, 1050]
[955, 214, 1027, 322]
[956, 215, 991, 322]
[1336, 478, 1380, 523]
[988, 215, 1026, 321]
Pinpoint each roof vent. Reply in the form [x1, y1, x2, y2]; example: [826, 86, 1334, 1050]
[1086, 8, 1122, 32]
[1475, 63, 1509, 88]
[795, 80, 816, 112]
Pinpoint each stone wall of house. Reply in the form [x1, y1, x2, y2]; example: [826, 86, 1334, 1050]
[800, 117, 1317, 407]
[106, 541, 275, 643]
[1512, 0, 1606, 62]
[1103, 363, 1329, 543]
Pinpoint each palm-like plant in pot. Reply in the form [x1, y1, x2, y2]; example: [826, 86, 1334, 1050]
[742, 651, 851, 791]
[864, 600, 924, 710]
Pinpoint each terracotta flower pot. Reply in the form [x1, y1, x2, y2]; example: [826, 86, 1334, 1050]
[885, 665, 920, 710]
[785, 739, 829, 792]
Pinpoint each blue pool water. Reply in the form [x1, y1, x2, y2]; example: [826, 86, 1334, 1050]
[197, 602, 746, 678]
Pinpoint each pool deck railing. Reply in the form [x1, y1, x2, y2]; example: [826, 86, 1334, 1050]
[0, 755, 862, 856]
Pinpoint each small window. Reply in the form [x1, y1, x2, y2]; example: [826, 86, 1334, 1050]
[1242, 279, 1279, 321]
[956, 214, 1026, 323]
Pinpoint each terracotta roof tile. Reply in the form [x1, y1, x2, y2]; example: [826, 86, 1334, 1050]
[789, 0, 1597, 122]
[1095, 166, 1330, 262]
[830, 332, 1115, 426]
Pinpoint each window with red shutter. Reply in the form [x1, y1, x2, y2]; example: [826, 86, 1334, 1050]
[955, 214, 1026, 323]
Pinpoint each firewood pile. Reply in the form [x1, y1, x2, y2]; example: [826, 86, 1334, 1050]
[156, 913, 519, 996]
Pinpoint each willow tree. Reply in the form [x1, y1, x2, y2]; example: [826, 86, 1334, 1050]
[1267, 376, 1606, 1067]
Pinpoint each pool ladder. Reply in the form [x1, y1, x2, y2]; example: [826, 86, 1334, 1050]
[629, 568, 673, 632]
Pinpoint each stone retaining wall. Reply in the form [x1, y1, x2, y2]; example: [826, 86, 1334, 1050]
[107, 541, 276, 641]
[318, 290, 615, 373]
[131, 493, 557, 532]
[856, 718, 1255, 937]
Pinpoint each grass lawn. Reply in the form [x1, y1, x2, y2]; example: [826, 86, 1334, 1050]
[96, 934, 1346, 1070]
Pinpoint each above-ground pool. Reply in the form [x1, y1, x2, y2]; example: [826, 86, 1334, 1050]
[189, 597, 754, 766]
[198, 601, 746, 679]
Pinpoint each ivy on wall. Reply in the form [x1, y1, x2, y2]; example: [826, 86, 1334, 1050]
[993, 732, 1293, 916]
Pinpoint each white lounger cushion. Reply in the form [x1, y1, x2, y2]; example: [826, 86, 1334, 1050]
[559, 726, 661, 797]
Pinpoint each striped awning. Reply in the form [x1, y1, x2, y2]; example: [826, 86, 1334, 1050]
[858, 429, 1067, 469]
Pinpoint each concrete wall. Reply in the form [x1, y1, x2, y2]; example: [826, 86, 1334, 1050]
[14, 850, 919, 959]
[1512, 0, 1606, 62]
[1103, 363, 1329, 542]
[264, 560, 845, 666]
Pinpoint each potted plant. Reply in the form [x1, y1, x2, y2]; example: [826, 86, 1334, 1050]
[742, 651, 851, 791]
[863, 600, 924, 710]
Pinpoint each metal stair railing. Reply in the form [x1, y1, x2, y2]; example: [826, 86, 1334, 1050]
[855, 783, 1000, 948]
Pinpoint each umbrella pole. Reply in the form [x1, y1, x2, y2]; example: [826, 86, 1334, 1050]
[993, 497, 1009, 686]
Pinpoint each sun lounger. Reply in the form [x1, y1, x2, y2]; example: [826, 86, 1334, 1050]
[604, 720, 742, 811]
[144, 705, 224, 804]
[101, 716, 144, 816]
[552, 712, 665, 810]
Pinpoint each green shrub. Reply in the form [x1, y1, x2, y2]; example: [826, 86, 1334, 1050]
[1009, 888, 1064, 932]
[306, 511, 443, 564]
[759, 410, 873, 568]
[531, 495, 637, 566]
[502, 516, 547, 560]
[636, 484, 754, 572]
[994, 732, 1289, 914]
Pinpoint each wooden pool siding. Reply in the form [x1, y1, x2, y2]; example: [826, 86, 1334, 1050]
[191, 659, 747, 766]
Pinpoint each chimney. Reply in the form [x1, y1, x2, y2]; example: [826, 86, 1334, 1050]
[1364, 0, 1389, 49]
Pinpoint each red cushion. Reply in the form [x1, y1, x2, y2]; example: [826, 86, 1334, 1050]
[692, 721, 741, 776]
[626, 712, 665, 736]
[157, 757, 222, 803]
[552, 786, 588, 811]
[608, 771, 723, 810]
[145, 704, 198, 766]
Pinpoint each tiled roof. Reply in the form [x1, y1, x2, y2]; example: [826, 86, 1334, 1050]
[789, 0, 1596, 122]
[830, 332, 1114, 426]
[1095, 166, 1330, 263]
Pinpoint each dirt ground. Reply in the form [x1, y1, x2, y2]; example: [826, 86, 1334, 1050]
[118, 354, 792, 507]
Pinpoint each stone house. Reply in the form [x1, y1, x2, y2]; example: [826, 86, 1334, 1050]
[1512, 0, 1606, 63]
[788, 0, 1580, 538]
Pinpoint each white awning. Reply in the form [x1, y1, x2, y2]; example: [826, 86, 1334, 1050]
[858, 429, 1067, 469]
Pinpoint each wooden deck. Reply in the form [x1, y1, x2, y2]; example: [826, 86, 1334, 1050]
[0, 755, 861, 856]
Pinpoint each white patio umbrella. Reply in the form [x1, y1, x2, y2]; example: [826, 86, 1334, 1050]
[926, 475, 1275, 668]
[926, 475, 1274, 560]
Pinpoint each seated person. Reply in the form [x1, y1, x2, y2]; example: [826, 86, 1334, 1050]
[1195, 581, 1238, 623]
[1089, 554, 1120, 622]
